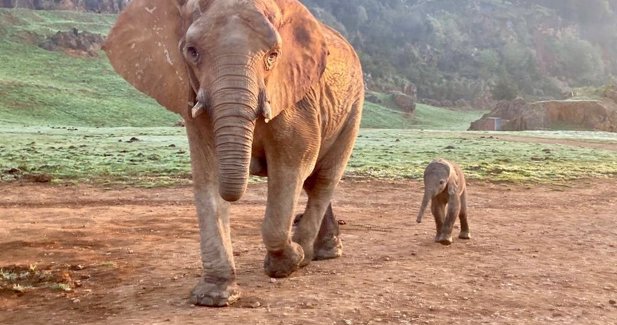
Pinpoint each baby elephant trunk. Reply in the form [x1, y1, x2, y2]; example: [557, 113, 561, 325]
[416, 191, 431, 223]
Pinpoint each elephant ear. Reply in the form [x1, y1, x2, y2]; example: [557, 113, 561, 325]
[266, 0, 328, 119]
[103, 0, 189, 115]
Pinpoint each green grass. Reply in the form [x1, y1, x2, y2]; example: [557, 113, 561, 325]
[1, 9, 615, 186]
[410, 104, 486, 130]
[0, 126, 192, 187]
[2, 126, 616, 186]
[349, 130, 617, 182]
[361, 102, 485, 130]
[361, 102, 415, 129]
[0, 9, 179, 127]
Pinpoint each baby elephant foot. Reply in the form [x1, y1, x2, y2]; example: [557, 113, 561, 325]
[458, 231, 471, 240]
[264, 242, 304, 278]
[436, 233, 453, 246]
[190, 278, 240, 307]
[313, 235, 343, 261]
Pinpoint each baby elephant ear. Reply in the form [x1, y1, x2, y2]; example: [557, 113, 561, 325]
[266, 0, 328, 119]
[103, 0, 189, 115]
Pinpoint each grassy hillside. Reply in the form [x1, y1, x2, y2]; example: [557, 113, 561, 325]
[0, 9, 485, 130]
[0, 9, 178, 127]
[361, 102, 485, 130]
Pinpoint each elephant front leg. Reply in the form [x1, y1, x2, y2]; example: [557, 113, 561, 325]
[186, 120, 239, 307]
[190, 191, 239, 306]
[431, 199, 445, 243]
[437, 196, 461, 246]
[262, 169, 305, 278]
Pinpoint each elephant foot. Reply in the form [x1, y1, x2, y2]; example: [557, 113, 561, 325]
[436, 233, 453, 246]
[190, 278, 240, 307]
[313, 234, 343, 261]
[458, 231, 471, 240]
[264, 242, 304, 278]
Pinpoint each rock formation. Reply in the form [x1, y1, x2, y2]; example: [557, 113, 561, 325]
[39, 27, 104, 56]
[469, 97, 617, 132]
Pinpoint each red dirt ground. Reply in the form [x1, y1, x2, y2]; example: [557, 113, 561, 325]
[1, 179, 616, 324]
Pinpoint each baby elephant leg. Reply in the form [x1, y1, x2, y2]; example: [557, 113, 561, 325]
[431, 199, 445, 243]
[458, 191, 471, 239]
[437, 197, 460, 246]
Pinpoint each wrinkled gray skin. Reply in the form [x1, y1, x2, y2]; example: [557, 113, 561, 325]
[416, 159, 470, 245]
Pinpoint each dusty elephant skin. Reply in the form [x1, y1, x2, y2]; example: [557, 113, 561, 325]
[416, 159, 470, 245]
[103, 0, 363, 307]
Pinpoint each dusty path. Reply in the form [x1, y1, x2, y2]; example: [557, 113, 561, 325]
[1, 179, 616, 324]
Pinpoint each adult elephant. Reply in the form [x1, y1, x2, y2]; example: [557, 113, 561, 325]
[103, 0, 364, 306]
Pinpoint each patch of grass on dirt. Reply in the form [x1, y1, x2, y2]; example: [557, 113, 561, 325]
[0, 264, 74, 294]
[2, 126, 616, 186]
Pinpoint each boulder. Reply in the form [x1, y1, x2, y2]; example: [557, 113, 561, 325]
[365, 93, 382, 104]
[388, 91, 416, 113]
[39, 28, 104, 56]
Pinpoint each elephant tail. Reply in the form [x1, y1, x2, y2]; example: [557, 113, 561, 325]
[416, 192, 431, 223]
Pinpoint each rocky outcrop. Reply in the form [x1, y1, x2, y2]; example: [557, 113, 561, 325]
[39, 28, 104, 56]
[389, 91, 416, 113]
[469, 98, 617, 132]
[0, 0, 130, 13]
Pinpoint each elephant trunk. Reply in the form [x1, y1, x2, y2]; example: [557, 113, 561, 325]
[211, 74, 259, 202]
[416, 191, 432, 223]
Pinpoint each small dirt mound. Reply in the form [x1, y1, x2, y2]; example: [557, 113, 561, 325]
[2, 168, 52, 183]
[39, 28, 104, 57]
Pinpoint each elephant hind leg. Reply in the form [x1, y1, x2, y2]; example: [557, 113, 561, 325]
[313, 203, 343, 260]
[458, 190, 471, 240]
[294, 203, 343, 261]
[292, 203, 342, 261]
[293, 98, 361, 264]
[292, 176, 336, 265]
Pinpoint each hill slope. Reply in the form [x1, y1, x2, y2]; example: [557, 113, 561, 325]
[0, 9, 178, 127]
[0, 8, 484, 129]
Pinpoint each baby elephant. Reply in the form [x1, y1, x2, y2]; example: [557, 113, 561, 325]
[416, 159, 470, 245]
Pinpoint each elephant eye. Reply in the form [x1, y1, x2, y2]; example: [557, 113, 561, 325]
[186, 46, 199, 62]
[265, 50, 279, 70]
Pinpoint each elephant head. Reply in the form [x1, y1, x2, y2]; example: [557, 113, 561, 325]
[103, 0, 328, 201]
[416, 160, 456, 223]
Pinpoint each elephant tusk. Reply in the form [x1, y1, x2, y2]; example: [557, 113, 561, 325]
[263, 100, 273, 123]
[191, 101, 205, 119]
